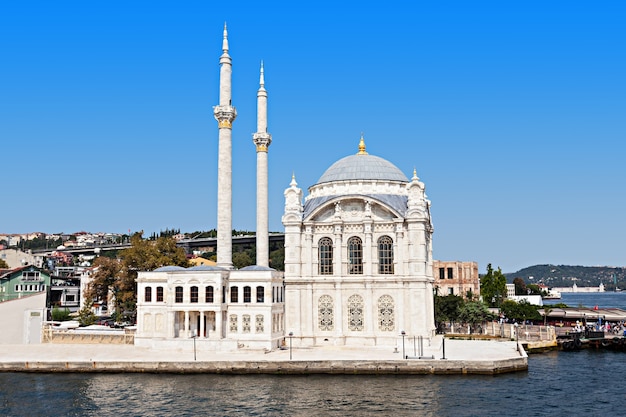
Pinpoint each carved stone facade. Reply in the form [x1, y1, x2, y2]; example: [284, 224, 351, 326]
[283, 140, 436, 347]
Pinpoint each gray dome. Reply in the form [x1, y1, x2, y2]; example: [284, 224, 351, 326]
[188, 265, 225, 271]
[240, 265, 275, 271]
[154, 266, 186, 272]
[316, 154, 409, 185]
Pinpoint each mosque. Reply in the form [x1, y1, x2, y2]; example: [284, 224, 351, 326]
[134, 26, 436, 351]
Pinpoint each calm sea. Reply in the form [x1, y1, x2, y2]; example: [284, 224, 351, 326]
[2, 292, 625, 417]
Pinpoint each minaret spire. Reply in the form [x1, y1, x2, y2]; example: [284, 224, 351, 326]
[253, 60, 272, 267]
[214, 23, 237, 269]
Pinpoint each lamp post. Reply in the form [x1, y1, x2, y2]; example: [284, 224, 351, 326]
[192, 330, 197, 361]
[288, 331, 293, 360]
[401, 330, 406, 359]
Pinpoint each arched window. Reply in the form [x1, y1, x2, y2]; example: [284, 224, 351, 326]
[378, 295, 395, 331]
[156, 287, 164, 302]
[318, 237, 333, 275]
[205, 286, 214, 303]
[175, 286, 183, 303]
[144, 287, 152, 302]
[348, 236, 363, 274]
[256, 286, 264, 303]
[378, 235, 394, 274]
[347, 294, 364, 331]
[230, 286, 238, 303]
[190, 286, 198, 303]
[243, 286, 251, 303]
[318, 295, 334, 331]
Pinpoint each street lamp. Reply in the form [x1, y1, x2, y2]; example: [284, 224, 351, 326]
[192, 330, 197, 361]
[401, 330, 406, 359]
[288, 331, 294, 360]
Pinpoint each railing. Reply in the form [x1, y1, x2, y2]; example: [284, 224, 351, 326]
[441, 322, 556, 342]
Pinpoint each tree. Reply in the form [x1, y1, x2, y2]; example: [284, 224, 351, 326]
[0, 258, 8, 269]
[86, 233, 188, 319]
[458, 300, 494, 331]
[500, 300, 542, 323]
[480, 264, 507, 308]
[512, 277, 527, 295]
[434, 294, 464, 324]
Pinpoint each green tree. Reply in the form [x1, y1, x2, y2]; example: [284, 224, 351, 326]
[51, 307, 71, 321]
[86, 233, 188, 319]
[480, 264, 507, 308]
[77, 298, 97, 326]
[434, 294, 464, 325]
[233, 251, 253, 269]
[0, 258, 8, 269]
[500, 300, 541, 322]
[458, 300, 494, 331]
[512, 277, 527, 295]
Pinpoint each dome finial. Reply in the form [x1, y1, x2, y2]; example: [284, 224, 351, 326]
[412, 167, 419, 181]
[357, 133, 368, 155]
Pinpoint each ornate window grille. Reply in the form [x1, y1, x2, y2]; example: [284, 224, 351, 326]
[378, 235, 394, 274]
[318, 237, 333, 275]
[378, 295, 395, 331]
[242, 314, 251, 333]
[347, 294, 364, 331]
[348, 236, 363, 274]
[255, 314, 264, 333]
[229, 314, 238, 333]
[318, 295, 334, 331]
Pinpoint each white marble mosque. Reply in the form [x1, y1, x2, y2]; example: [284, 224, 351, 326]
[135, 25, 436, 351]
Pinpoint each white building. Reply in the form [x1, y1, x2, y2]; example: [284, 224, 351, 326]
[135, 25, 436, 351]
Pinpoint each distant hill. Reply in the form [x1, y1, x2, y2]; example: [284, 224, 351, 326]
[505, 264, 626, 290]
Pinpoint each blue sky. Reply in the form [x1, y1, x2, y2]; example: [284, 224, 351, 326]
[2, 1, 624, 272]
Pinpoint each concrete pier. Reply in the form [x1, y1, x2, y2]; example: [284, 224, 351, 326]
[0, 337, 528, 375]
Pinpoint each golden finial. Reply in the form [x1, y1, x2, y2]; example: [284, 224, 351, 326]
[357, 133, 368, 155]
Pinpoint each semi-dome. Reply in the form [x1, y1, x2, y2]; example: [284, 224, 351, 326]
[316, 137, 409, 185]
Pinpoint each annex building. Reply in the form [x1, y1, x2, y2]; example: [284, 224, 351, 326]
[134, 25, 436, 351]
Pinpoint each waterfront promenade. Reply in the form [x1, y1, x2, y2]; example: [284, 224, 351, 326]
[0, 336, 527, 375]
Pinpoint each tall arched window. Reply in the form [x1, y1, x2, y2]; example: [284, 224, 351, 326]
[378, 295, 395, 331]
[318, 295, 334, 331]
[175, 286, 183, 303]
[318, 237, 333, 275]
[144, 287, 152, 302]
[230, 286, 238, 303]
[190, 286, 198, 303]
[348, 236, 363, 274]
[205, 286, 214, 303]
[156, 287, 164, 302]
[256, 286, 264, 303]
[347, 294, 364, 331]
[378, 235, 394, 274]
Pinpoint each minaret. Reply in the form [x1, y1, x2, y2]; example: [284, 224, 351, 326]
[253, 61, 272, 267]
[214, 23, 237, 269]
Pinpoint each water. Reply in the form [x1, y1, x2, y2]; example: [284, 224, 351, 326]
[2, 292, 625, 417]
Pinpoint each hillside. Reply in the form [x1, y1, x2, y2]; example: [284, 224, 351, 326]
[505, 264, 626, 289]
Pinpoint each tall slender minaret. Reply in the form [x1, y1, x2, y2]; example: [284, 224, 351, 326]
[214, 23, 237, 269]
[253, 61, 272, 267]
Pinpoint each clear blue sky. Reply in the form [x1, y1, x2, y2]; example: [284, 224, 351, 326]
[2, 1, 625, 273]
